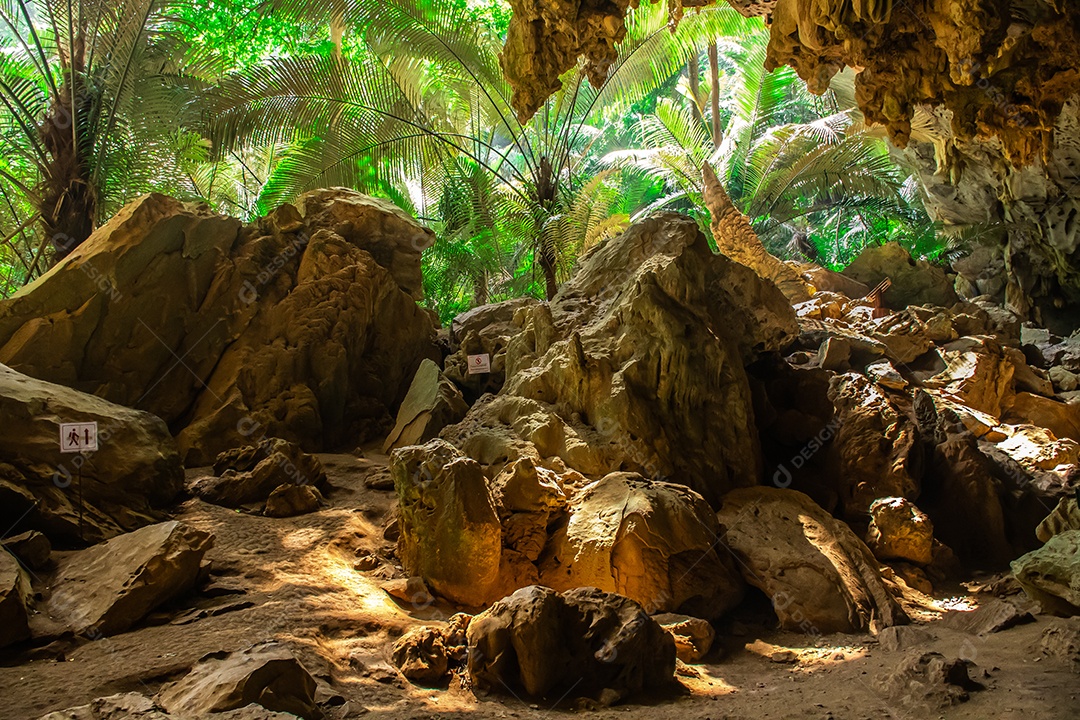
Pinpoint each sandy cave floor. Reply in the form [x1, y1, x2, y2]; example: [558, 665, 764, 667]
[1, 451, 1079, 720]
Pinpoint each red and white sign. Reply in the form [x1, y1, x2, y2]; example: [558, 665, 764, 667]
[467, 353, 491, 374]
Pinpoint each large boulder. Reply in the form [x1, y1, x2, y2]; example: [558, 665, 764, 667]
[444, 212, 798, 507]
[1012, 530, 1080, 616]
[466, 585, 675, 703]
[382, 359, 469, 452]
[0, 363, 183, 544]
[715, 487, 908, 634]
[0, 550, 32, 648]
[46, 521, 213, 636]
[539, 472, 745, 619]
[866, 497, 935, 566]
[156, 642, 321, 720]
[0, 191, 438, 466]
[391, 439, 503, 606]
[841, 242, 958, 310]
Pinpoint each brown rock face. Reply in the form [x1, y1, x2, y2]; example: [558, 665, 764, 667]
[866, 497, 935, 565]
[391, 439, 503, 607]
[716, 487, 908, 634]
[443, 212, 797, 507]
[466, 585, 676, 702]
[0, 190, 437, 466]
[46, 521, 213, 636]
[539, 472, 746, 619]
[0, 363, 183, 545]
[156, 642, 321, 720]
[0, 551, 31, 649]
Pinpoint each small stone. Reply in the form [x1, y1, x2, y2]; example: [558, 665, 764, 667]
[865, 359, 907, 390]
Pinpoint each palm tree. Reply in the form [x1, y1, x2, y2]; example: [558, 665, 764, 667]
[608, 31, 932, 268]
[0, 0, 204, 270]
[203, 0, 755, 299]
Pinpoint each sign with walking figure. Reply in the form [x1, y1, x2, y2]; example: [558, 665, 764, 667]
[60, 422, 98, 453]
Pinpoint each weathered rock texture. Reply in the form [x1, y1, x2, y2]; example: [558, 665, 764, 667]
[0, 550, 32, 648]
[443, 211, 797, 508]
[383, 359, 469, 452]
[1012, 529, 1080, 616]
[190, 438, 328, 512]
[156, 642, 321, 720]
[716, 487, 908, 634]
[391, 440, 503, 607]
[0, 363, 182, 544]
[539, 472, 745, 618]
[47, 521, 213, 636]
[0, 190, 437, 465]
[466, 585, 675, 703]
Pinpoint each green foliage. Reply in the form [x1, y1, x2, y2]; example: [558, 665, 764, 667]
[0, 0, 953, 317]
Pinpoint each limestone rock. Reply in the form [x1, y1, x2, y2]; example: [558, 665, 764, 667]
[191, 438, 327, 509]
[0, 191, 437, 466]
[156, 642, 321, 720]
[391, 439, 502, 606]
[491, 457, 566, 562]
[47, 521, 213, 636]
[924, 337, 1015, 417]
[466, 585, 675, 702]
[703, 162, 811, 303]
[654, 613, 715, 663]
[942, 598, 1035, 636]
[0, 550, 32, 648]
[383, 359, 469, 452]
[866, 497, 934, 566]
[1037, 497, 1080, 543]
[540, 473, 745, 619]
[1, 530, 52, 570]
[0, 363, 183, 544]
[445, 297, 539, 398]
[878, 651, 983, 709]
[444, 212, 798, 507]
[263, 484, 323, 518]
[842, 243, 957, 310]
[865, 359, 907, 390]
[295, 188, 434, 300]
[715, 487, 908, 634]
[391, 626, 450, 685]
[1012, 530, 1080, 616]
[827, 373, 921, 518]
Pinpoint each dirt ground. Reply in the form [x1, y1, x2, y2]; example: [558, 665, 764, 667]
[2, 451, 1078, 720]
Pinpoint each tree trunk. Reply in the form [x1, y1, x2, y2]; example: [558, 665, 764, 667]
[708, 42, 722, 151]
[688, 53, 704, 125]
[539, 242, 558, 301]
[39, 65, 95, 263]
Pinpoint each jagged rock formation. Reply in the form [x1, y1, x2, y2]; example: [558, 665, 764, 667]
[442, 212, 797, 507]
[0, 190, 438, 466]
[0, 363, 183, 544]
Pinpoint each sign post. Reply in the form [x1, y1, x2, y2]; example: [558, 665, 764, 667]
[60, 422, 98, 541]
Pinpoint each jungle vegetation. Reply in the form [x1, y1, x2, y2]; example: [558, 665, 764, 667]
[1, 0, 943, 322]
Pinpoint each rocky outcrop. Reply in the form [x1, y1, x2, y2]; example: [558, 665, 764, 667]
[383, 359, 469, 452]
[443, 212, 797, 508]
[0, 363, 183, 544]
[842, 243, 957, 311]
[466, 585, 675, 703]
[539, 473, 745, 618]
[1012, 530, 1080, 616]
[46, 521, 213, 636]
[866, 497, 935, 566]
[156, 642, 321, 720]
[716, 487, 908, 634]
[189, 438, 327, 511]
[703, 162, 811, 303]
[0, 550, 32, 648]
[391, 440, 503, 607]
[0, 190, 437, 466]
